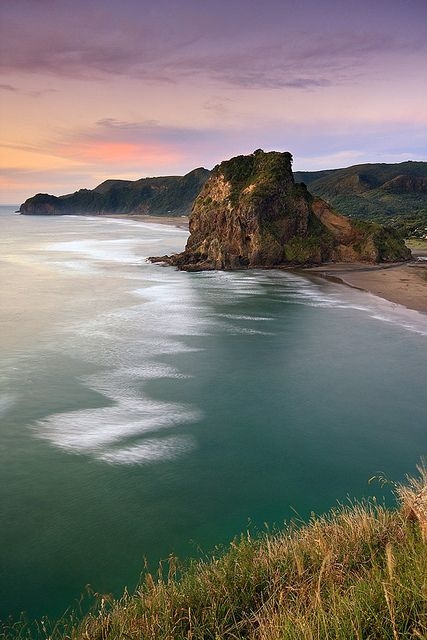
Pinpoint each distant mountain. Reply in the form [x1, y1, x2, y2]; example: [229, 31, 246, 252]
[19, 168, 211, 217]
[294, 161, 427, 237]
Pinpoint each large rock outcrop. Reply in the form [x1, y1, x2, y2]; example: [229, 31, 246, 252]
[151, 150, 411, 270]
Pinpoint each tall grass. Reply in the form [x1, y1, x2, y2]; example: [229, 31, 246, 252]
[3, 467, 427, 640]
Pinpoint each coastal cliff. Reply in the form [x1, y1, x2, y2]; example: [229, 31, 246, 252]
[19, 168, 210, 217]
[152, 150, 411, 270]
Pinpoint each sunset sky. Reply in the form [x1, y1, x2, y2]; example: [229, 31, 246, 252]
[1, 0, 426, 204]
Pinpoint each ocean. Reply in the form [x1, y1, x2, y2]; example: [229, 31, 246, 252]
[0, 204, 426, 620]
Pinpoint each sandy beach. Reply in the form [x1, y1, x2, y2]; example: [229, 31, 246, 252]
[304, 250, 427, 314]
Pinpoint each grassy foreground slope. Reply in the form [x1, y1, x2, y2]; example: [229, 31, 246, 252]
[4, 468, 427, 640]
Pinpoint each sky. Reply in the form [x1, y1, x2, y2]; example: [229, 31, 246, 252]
[1, 0, 426, 204]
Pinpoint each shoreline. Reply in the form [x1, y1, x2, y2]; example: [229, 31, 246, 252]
[102, 213, 190, 229]
[95, 215, 427, 314]
[303, 255, 427, 314]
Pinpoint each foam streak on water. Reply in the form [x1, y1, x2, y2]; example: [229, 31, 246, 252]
[4, 214, 427, 468]
[32, 293, 206, 463]
[1, 208, 427, 621]
[0, 394, 15, 417]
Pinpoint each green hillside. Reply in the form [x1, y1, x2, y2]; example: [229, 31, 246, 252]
[19, 168, 210, 217]
[294, 161, 427, 237]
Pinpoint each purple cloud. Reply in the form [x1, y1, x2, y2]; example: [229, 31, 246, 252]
[1, 0, 426, 89]
[90, 119, 217, 146]
[0, 82, 57, 97]
[0, 83, 18, 92]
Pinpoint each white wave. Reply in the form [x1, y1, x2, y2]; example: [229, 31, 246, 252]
[47, 238, 143, 264]
[224, 326, 274, 335]
[194, 271, 264, 298]
[65, 307, 212, 354]
[242, 270, 427, 336]
[84, 216, 188, 234]
[307, 285, 427, 337]
[45, 260, 99, 274]
[33, 358, 202, 464]
[0, 394, 15, 416]
[34, 400, 201, 452]
[97, 435, 194, 465]
[78, 217, 149, 230]
[215, 314, 273, 321]
[96, 363, 190, 382]
[59, 328, 202, 368]
[360, 294, 427, 336]
[137, 222, 188, 235]
[131, 282, 218, 336]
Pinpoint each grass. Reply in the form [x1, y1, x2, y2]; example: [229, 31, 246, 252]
[2, 466, 427, 640]
[406, 239, 427, 251]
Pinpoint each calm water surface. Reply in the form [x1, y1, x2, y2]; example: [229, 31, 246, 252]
[0, 205, 426, 619]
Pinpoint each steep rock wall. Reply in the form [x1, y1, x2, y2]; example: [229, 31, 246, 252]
[152, 150, 410, 270]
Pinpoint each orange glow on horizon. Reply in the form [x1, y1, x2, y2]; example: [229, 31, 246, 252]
[65, 141, 183, 166]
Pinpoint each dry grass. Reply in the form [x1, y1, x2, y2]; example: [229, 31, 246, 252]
[3, 468, 427, 640]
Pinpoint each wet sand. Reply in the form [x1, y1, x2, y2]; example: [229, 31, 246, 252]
[305, 252, 427, 314]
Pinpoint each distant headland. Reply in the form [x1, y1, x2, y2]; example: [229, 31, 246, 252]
[19, 168, 210, 218]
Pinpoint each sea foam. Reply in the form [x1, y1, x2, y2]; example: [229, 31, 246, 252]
[34, 362, 202, 462]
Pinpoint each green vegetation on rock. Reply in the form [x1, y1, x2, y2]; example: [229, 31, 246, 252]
[294, 161, 427, 238]
[283, 236, 323, 263]
[19, 169, 210, 217]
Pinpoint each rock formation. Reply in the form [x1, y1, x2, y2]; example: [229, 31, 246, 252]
[151, 150, 411, 270]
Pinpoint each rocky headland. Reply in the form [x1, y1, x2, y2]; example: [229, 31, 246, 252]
[151, 150, 411, 271]
[19, 168, 210, 217]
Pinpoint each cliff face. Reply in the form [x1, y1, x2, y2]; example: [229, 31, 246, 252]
[155, 150, 410, 271]
[19, 168, 210, 217]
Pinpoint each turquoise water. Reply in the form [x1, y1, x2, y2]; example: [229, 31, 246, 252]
[0, 205, 426, 620]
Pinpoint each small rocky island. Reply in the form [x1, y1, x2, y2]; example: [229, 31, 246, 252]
[151, 150, 411, 270]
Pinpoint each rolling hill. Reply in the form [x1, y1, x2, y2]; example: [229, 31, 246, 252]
[294, 161, 427, 237]
[19, 168, 210, 217]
